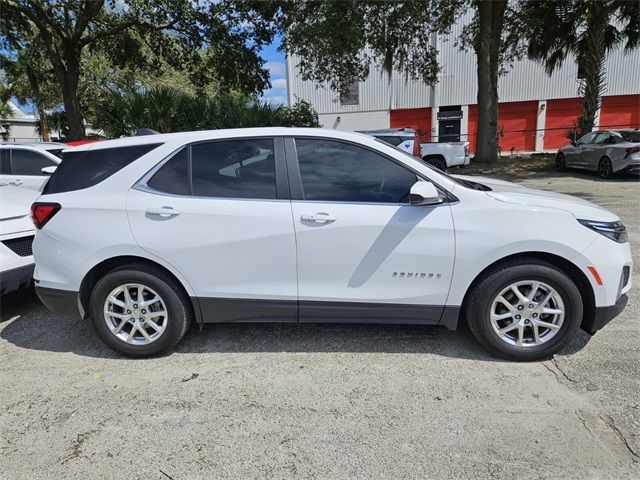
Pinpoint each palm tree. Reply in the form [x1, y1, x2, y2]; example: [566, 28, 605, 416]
[0, 102, 13, 141]
[91, 87, 320, 138]
[522, 0, 639, 138]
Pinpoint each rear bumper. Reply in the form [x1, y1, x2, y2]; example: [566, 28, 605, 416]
[582, 294, 628, 335]
[622, 163, 640, 175]
[1, 264, 34, 295]
[35, 286, 81, 317]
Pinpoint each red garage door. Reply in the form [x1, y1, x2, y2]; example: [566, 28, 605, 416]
[390, 108, 431, 142]
[544, 98, 582, 149]
[467, 104, 478, 154]
[600, 95, 640, 130]
[497, 101, 538, 152]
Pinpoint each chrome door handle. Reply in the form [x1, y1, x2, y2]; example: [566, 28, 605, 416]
[10, 179, 23, 186]
[146, 207, 181, 217]
[301, 213, 336, 223]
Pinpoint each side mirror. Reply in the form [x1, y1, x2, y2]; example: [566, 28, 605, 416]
[409, 181, 443, 206]
[570, 140, 577, 147]
[41, 166, 57, 175]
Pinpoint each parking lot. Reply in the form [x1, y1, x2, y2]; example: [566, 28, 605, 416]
[1, 170, 638, 480]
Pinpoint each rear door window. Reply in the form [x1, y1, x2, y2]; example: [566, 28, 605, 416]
[191, 139, 276, 199]
[44, 143, 162, 194]
[143, 139, 277, 200]
[11, 149, 57, 175]
[0, 150, 11, 174]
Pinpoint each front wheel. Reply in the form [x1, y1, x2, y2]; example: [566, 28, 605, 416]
[89, 264, 191, 357]
[555, 153, 566, 171]
[465, 259, 583, 361]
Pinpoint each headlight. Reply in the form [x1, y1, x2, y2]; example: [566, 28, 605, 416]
[578, 219, 628, 243]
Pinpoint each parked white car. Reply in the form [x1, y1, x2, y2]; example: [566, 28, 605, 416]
[1, 184, 38, 295]
[0, 144, 61, 191]
[31, 128, 631, 360]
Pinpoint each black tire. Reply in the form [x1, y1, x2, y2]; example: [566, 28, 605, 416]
[89, 264, 191, 357]
[465, 258, 583, 361]
[598, 157, 613, 179]
[425, 157, 447, 171]
[555, 153, 566, 171]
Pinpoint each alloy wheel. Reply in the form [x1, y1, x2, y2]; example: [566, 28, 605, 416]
[599, 159, 612, 179]
[103, 283, 168, 345]
[489, 281, 564, 348]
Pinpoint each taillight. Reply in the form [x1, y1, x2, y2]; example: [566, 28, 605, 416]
[413, 133, 420, 157]
[30, 202, 60, 229]
[625, 146, 640, 158]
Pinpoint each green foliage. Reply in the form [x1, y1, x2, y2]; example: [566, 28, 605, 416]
[521, 0, 639, 137]
[0, 102, 13, 140]
[90, 87, 320, 138]
[0, 0, 279, 138]
[275, 1, 445, 94]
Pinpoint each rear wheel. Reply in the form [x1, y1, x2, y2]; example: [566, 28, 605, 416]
[465, 259, 583, 361]
[598, 157, 613, 179]
[89, 264, 191, 357]
[555, 153, 566, 171]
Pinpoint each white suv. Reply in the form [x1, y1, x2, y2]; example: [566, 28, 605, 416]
[31, 128, 632, 360]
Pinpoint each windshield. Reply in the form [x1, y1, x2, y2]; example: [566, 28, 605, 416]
[373, 139, 491, 191]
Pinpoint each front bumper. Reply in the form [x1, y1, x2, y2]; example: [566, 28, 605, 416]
[1, 264, 34, 295]
[582, 294, 628, 335]
[35, 286, 82, 317]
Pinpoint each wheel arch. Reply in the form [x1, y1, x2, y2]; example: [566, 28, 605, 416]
[458, 251, 595, 332]
[423, 154, 447, 164]
[78, 255, 202, 323]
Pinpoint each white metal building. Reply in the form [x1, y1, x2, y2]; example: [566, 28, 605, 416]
[286, 17, 640, 153]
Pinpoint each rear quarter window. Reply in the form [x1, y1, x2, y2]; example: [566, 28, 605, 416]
[43, 143, 162, 194]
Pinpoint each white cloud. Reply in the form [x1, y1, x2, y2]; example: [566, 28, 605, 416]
[270, 78, 287, 89]
[265, 61, 286, 77]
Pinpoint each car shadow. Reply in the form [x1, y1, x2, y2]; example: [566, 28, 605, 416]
[0, 294, 593, 361]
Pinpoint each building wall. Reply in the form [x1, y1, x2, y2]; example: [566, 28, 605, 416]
[288, 19, 640, 115]
[3, 120, 41, 142]
[317, 110, 390, 131]
[287, 12, 640, 153]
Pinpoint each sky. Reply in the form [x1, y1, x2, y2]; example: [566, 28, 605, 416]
[259, 35, 288, 105]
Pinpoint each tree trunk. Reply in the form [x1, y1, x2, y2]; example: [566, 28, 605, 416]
[576, 5, 607, 137]
[59, 70, 85, 140]
[48, 46, 85, 140]
[37, 103, 50, 142]
[25, 65, 50, 141]
[473, 0, 507, 163]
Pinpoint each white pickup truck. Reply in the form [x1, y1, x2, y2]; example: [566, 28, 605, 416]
[420, 141, 470, 170]
[360, 128, 470, 171]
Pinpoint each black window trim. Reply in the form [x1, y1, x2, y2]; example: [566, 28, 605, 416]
[135, 136, 289, 201]
[284, 136, 456, 205]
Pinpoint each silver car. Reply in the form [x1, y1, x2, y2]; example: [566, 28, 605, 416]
[556, 129, 640, 179]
